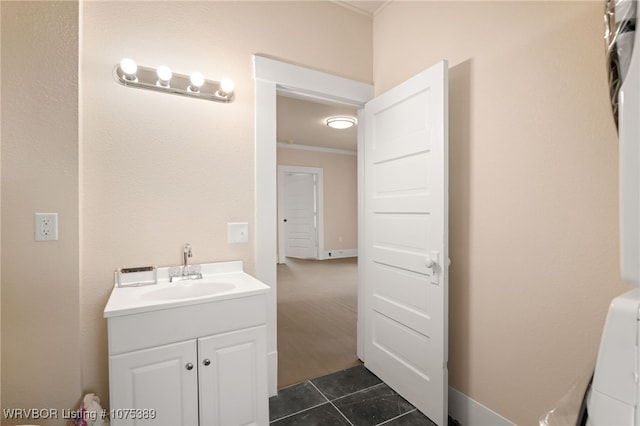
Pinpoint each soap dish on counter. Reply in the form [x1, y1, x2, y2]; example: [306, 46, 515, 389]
[116, 266, 157, 287]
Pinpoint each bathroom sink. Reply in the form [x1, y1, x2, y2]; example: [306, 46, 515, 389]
[104, 261, 270, 317]
[140, 281, 236, 301]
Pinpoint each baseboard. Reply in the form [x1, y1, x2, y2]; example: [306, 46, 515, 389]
[449, 387, 515, 426]
[320, 248, 357, 260]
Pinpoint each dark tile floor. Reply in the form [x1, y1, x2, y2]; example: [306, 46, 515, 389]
[269, 365, 462, 426]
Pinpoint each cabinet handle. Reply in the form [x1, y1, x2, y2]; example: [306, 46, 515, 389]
[203, 359, 211, 366]
[185, 362, 194, 371]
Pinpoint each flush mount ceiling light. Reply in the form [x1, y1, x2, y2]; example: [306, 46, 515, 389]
[114, 58, 235, 103]
[326, 116, 356, 129]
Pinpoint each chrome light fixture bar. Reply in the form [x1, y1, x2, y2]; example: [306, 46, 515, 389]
[113, 58, 235, 103]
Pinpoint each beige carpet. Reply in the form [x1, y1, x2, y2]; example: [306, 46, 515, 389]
[277, 257, 361, 389]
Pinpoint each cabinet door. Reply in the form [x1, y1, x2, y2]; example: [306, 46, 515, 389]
[198, 326, 268, 426]
[110, 340, 199, 426]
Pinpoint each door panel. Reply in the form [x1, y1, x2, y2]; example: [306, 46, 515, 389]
[372, 312, 431, 373]
[372, 213, 434, 276]
[364, 60, 448, 426]
[372, 88, 433, 161]
[372, 265, 431, 316]
[375, 153, 430, 195]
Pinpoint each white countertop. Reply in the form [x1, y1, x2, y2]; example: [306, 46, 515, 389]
[104, 261, 270, 318]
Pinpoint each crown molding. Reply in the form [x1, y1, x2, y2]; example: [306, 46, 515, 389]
[277, 141, 356, 156]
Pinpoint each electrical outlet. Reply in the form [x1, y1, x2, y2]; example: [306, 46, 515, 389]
[35, 213, 58, 241]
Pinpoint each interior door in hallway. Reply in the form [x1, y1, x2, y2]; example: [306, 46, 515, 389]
[282, 171, 318, 259]
[363, 60, 449, 426]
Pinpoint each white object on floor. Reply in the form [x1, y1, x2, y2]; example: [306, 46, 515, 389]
[590, 1, 640, 424]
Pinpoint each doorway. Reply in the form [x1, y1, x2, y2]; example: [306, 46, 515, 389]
[276, 95, 360, 387]
[254, 54, 374, 396]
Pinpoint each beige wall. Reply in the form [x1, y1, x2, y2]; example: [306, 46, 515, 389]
[278, 147, 358, 252]
[80, 1, 371, 407]
[374, 1, 630, 424]
[1, 2, 81, 424]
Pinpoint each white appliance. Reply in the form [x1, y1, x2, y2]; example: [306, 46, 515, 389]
[588, 1, 640, 424]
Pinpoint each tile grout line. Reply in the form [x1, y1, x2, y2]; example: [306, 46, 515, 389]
[270, 401, 330, 424]
[307, 380, 331, 404]
[271, 369, 393, 425]
[312, 380, 422, 426]
[376, 408, 418, 426]
[309, 380, 355, 426]
[269, 381, 331, 424]
[314, 380, 386, 404]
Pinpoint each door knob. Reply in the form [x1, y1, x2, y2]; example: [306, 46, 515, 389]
[425, 256, 436, 268]
[185, 363, 194, 371]
[425, 251, 441, 285]
[203, 359, 211, 366]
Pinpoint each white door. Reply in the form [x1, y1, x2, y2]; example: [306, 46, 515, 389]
[109, 340, 199, 426]
[198, 326, 269, 426]
[363, 60, 448, 426]
[283, 172, 318, 259]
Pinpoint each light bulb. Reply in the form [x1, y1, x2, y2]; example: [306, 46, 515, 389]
[189, 72, 204, 91]
[120, 58, 137, 81]
[156, 65, 172, 87]
[219, 78, 234, 95]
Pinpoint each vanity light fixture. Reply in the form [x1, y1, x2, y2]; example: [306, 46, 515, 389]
[326, 116, 356, 129]
[114, 58, 235, 103]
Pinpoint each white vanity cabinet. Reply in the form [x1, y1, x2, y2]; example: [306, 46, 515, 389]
[105, 283, 269, 426]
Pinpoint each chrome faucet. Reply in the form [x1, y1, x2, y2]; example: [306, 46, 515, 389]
[169, 243, 203, 282]
[183, 243, 192, 271]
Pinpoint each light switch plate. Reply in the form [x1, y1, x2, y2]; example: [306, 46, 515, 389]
[228, 222, 249, 243]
